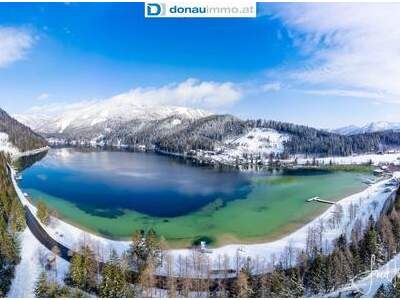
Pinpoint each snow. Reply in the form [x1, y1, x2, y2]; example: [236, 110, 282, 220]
[0, 132, 20, 156]
[295, 152, 400, 166]
[225, 128, 288, 156]
[0, 132, 48, 160]
[7, 229, 69, 298]
[9, 162, 400, 278]
[333, 121, 400, 135]
[12, 146, 50, 160]
[197, 128, 289, 165]
[15, 101, 212, 134]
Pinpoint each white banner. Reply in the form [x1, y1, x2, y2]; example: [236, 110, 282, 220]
[144, 1, 257, 18]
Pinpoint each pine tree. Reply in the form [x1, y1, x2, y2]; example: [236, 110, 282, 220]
[34, 271, 49, 297]
[389, 209, 400, 250]
[128, 227, 164, 293]
[361, 218, 379, 267]
[99, 250, 133, 298]
[304, 252, 324, 294]
[68, 245, 97, 291]
[69, 252, 84, 289]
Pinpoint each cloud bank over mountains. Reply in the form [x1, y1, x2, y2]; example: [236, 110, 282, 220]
[21, 78, 243, 116]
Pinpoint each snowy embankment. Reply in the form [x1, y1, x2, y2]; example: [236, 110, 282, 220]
[12, 146, 50, 160]
[0, 131, 49, 160]
[296, 152, 400, 166]
[9, 162, 400, 278]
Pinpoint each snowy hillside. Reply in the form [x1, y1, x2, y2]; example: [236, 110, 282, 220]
[196, 128, 289, 165]
[225, 128, 288, 156]
[334, 121, 400, 135]
[15, 99, 212, 135]
[0, 132, 19, 156]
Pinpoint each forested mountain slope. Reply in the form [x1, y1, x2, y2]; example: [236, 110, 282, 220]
[0, 108, 47, 152]
[14, 102, 400, 159]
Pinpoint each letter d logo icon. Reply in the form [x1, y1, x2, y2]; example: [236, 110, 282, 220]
[145, 3, 165, 17]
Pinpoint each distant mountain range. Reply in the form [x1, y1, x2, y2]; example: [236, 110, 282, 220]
[14, 97, 211, 136]
[333, 121, 400, 135]
[10, 98, 400, 163]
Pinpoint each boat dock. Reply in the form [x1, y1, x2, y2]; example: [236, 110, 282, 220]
[306, 196, 335, 205]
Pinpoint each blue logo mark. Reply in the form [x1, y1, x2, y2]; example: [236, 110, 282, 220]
[146, 3, 163, 16]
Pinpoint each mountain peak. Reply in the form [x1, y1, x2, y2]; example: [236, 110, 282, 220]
[15, 101, 212, 134]
[333, 121, 400, 135]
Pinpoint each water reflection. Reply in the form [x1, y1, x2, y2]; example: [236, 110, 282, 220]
[21, 148, 253, 217]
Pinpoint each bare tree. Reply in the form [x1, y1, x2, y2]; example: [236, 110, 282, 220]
[51, 245, 60, 278]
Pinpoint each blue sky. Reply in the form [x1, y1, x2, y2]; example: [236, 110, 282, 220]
[1, 3, 400, 128]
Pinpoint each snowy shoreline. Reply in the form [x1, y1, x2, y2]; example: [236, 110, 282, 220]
[47, 135, 400, 169]
[11, 146, 50, 160]
[9, 161, 400, 277]
[7, 151, 400, 296]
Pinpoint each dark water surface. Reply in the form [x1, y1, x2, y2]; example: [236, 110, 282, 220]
[21, 148, 252, 218]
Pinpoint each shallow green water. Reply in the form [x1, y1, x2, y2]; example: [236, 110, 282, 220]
[21, 149, 372, 247]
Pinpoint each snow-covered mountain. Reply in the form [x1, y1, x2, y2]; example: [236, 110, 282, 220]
[333, 121, 400, 135]
[15, 99, 212, 135]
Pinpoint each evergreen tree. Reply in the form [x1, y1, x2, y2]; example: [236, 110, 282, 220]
[36, 201, 49, 225]
[361, 217, 379, 267]
[128, 229, 164, 274]
[99, 250, 133, 298]
[68, 245, 97, 292]
[304, 252, 324, 294]
[34, 271, 49, 297]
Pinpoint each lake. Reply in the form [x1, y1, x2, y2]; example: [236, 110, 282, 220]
[20, 148, 372, 247]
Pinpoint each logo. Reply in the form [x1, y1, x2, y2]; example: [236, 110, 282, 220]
[144, 1, 256, 18]
[145, 3, 165, 17]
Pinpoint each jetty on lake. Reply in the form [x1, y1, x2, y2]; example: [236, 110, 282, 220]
[306, 196, 335, 205]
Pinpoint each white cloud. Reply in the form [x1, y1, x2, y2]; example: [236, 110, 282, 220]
[108, 78, 242, 109]
[266, 4, 400, 102]
[36, 93, 49, 101]
[303, 89, 385, 99]
[0, 27, 34, 67]
[261, 82, 281, 92]
[23, 78, 242, 115]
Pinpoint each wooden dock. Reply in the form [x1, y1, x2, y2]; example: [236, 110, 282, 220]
[306, 196, 335, 205]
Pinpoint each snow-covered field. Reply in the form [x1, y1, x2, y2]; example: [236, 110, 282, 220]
[9, 164, 400, 278]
